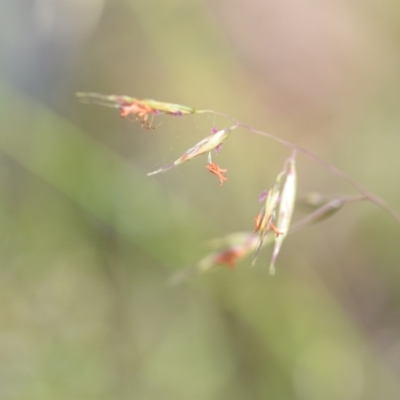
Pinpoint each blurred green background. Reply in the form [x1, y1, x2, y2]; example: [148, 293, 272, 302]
[1, 0, 400, 399]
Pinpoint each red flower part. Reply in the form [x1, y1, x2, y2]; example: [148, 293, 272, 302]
[254, 213, 263, 232]
[119, 102, 156, 128]
[254, 213, 282, 236]
[214, 247, 245, 269]
[119, 102, 152, 117]
[206, 163, 228, 185]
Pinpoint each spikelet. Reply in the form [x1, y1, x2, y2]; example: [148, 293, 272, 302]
[252, 178, 282, 266]
[252, 151, 297, 274]
[76, 92, 204, 128]
[269, 152, 297, 274]
[170, 232, 264, 285]
[147, 126, 236, 176]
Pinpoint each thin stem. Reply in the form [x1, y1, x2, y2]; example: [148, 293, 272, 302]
[290, 194, 367, 233]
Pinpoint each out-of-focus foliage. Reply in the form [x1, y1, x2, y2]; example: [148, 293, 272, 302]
[1, 0, 400, 399]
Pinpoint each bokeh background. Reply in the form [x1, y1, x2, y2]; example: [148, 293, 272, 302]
[1, 0, 400, 399]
